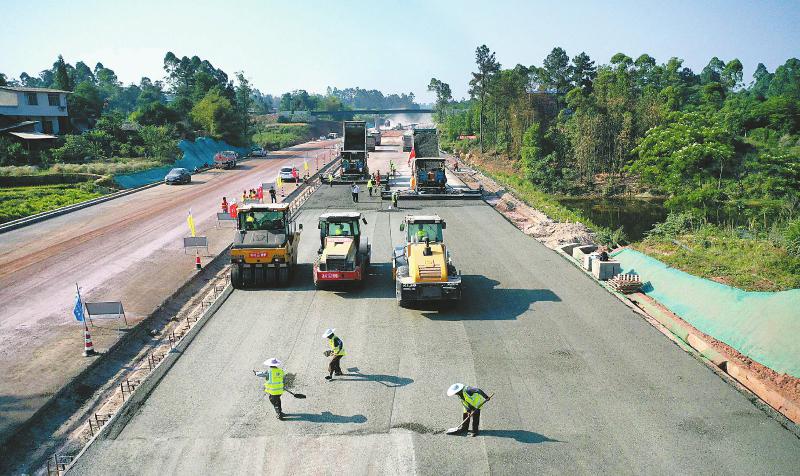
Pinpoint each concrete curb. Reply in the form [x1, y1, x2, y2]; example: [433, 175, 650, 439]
[0, 181, 162, 234]
[65, 284, 234, 471]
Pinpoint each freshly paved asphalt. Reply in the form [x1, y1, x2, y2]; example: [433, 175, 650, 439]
[70, 146, 800, 475]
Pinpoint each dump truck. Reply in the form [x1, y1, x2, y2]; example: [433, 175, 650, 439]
[402, 133, 413, 151]
[369, 128, 382, 146]
[230, 203, 303, 288]
[313, 212, 370, 287]
[366, 134, 377, 152]
[341, 121, 369, 180]
[392, 215, 462, 306]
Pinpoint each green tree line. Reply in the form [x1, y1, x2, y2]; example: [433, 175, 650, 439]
[435, 46, 800, 225]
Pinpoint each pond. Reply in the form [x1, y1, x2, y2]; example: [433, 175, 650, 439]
[556, 197, 668, 242]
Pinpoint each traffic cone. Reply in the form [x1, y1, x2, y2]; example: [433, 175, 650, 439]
[83, 328, 96, 357]
[195, 252, 202, 270]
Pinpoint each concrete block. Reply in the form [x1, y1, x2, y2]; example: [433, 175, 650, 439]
[572, 244, 596, 261]
[582, 253, 597, 270]
[560, 242, 580, 256]
[592, 260, 621, 280]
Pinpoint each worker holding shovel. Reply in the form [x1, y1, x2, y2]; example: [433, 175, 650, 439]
[446, 383, 492, 436]
[253, 358, 306, 420]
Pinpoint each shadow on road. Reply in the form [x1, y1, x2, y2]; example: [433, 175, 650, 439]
[422, 275, 560, 321]
[470, 429, 562, 444]
[335, 367, 414, 388]
[282, 411, 367, 424]
[332, 263, 394, 299]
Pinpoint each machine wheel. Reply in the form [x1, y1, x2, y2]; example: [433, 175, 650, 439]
[231, 265, 242, 289]
[265, 267, 278, 287]
[395, 279, 407, 307]
[254, 266, 266, 288]
[277, 267, 290, 287]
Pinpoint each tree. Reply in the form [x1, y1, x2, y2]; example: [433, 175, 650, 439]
[428, 78, 452, 122]
[571, 52, 597, 93]
[131, 101, 180, 126]
[139, 125, 180, 161]
[469, 44, 500, 152]
[69, 81, 104, 125]
[768, 58, 800, 98]
[700, 57, 725, 85]
[751, 63, 772, 99]
[541, 47, 572, 93]
[721, 59, 743, 90]
[234, 72, 254, 139]
[0, 73, 6, 86]
[53, 55, 72, 91]
[190, 88, 240, 144]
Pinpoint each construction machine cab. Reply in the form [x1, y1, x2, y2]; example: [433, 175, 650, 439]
[400, 216, 445, 243]
[318, 212, 367, 250]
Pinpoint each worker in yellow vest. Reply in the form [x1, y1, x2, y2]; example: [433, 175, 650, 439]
[446, 383, 491, 436]
[322, 328, 346, 380]
[255, 358, 286, 420]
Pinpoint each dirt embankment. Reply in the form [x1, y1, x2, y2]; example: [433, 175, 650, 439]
[451, 151, 594, 249]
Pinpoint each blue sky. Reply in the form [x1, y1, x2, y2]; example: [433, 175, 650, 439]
[2, 0, 798, 102]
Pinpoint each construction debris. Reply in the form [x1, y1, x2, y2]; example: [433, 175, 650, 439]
[608, 273, 643, 294]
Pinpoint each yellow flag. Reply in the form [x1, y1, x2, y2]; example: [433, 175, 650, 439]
[187, 209, 196, 237]
[303, 160, 309, 171]
[276, 176, 282, 187]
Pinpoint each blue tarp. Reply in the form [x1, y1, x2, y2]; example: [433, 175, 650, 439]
[113, 138, 250, 189]
[613, 248, 800, 377]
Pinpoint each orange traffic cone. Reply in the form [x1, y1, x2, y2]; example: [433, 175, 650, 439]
[83, 328, 96, 356]
[195, 252, 202, 270]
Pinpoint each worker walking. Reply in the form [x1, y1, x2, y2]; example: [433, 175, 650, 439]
[322, 328, 345, 380]
[351, 183, 360, 203]
[446, 383, 491, 436]
[221, 197, 228, 214]
[367, 178, 374, 197]
[269, 186, 277, 203]
[328, 173, 334, 187]
[255, 358, 286, 420]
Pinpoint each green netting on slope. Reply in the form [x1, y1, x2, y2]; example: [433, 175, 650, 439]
[612, 248, 800, 377]
[113, 138, 249, 188]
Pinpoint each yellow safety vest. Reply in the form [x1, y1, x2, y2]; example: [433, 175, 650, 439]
[461, 388, 486, 410]
[264, 367, 284, 395]
[328, 337, 346, 356]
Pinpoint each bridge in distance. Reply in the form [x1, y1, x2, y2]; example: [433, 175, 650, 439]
[309, 108, 433, 118]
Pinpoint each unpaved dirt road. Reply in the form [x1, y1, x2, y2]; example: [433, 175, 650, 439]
[70, 143, 800, 474]
[0, 140, 337, 445]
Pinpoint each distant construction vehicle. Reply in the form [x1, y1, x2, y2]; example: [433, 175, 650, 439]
[369, 128, 382, 146]
[230, 203, 303, 288]
[313, 212, 370, 287]
[384, 128, 481, 200]
[392, 215, 462, 306]
[402, 133, 413, 152]
[366, 134, 376, 152]
[340, 121, 369, 180]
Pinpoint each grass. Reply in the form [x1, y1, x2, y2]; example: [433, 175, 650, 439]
[0, 183, 105, 224]
[252, 124, 312, 150]
[0, 158, 166, 177]
[634, 227, 800, 292]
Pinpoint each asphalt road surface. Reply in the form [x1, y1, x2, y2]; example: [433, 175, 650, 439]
[0, 140, 337, 445]
[70, 144, 800, 474]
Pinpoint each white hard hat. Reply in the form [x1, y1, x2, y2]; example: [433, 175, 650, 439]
[322, 328, 335, 338]
[264, 358, 282, 367]
[447, 383, 465, 397]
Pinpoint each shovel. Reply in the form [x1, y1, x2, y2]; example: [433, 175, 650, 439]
[253, 370, 307, 399]
[446, 393, 493, 435]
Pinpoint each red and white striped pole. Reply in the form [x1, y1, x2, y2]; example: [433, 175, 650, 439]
[83, 320, 96, 356]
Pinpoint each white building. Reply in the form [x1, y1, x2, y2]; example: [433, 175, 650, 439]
[0, 86, 71, 135]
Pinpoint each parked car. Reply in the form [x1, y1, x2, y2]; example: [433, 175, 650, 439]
[279, 165, 299, 183]
[319, 135, 326, 141]
[165, 168, 191, 185]
[250, 146, 267, 157]
[214, 150, 239, 169]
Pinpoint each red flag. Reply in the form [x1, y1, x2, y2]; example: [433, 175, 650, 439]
[229, 203, 238, 219]
[408, 147, 415, 165]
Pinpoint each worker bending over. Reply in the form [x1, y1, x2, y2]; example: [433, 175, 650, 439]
[255, 358, 286, 420]
[447, 383, 491, 436]
[323, 328, 346, 380]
